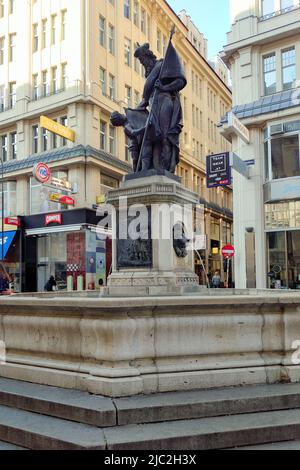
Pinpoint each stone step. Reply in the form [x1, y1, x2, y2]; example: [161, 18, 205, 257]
[0, 405, 105, 450]
[103, 408, 300, 450]
[0, 378, 116, 427]
[0, 440, 26, 450]
[232, 440, 300, 450]
[3, 378, 300, 428]
[114, 382, 300, 425]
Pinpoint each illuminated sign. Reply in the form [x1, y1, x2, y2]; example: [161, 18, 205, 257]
[4, 217, 20, 227]
[33, 163, 51, 184]
[49, 193, 75, 206]
[45, 213, 62, 226]
[40, 116, 75, 142]
[206, 152, 231, 188]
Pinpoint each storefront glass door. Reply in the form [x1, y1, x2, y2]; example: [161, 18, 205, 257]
[37, 233, 67, 291]
[267, 230, 300, 289]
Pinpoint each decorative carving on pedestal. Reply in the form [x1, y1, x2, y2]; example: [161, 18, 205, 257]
[117, 207, 152, 269]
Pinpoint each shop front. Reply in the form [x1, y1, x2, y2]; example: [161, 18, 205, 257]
[21, 209, 111, 293]
[266, 201, 300, 289]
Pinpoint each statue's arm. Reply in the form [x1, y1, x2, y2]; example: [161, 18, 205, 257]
[155, 78, 186, 93]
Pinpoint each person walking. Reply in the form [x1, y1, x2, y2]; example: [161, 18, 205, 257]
[44, 275, 57, 292]
[211, 270, 221, 289]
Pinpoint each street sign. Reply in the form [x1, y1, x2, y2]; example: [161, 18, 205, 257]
[227, 111, 250, 144]
[40, 116, 75, 142]
[222, 244, 235, 259]
[206, 152, 231, 188]
[46, 176, 73, 193]
[33, 163, 51, 184]
[230, 152, 250, 179]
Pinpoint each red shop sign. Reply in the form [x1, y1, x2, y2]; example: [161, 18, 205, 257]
[45, 213, 62, 226]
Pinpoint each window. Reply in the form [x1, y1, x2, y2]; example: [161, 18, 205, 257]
[141, 8, 146, 33]
[262, 0, 275, 16]
[125, 136, 130, 161]
[99, 16, 106, 47]
[10, 132, 17, 159]
[42, 19, 47, 48]
[99, 67, 106, 95]
[61, 116, 68, 146]
[134, 90, 140, 107]
[281, 0, 295, 12]
[42, 70, 48, 96]
[271, 135, 299, 180]
[1, 182, 16, 217]
[263, 53, 276, 95]
[109, 74, 115, 100]
[61, 10, 67, 41]
[1, 135, 7, 162]
[33, 23, 38, 52]
[9, 0, 15, 14]
[42, 128, 48, 151]
[9, 82, 16, 107]
[124, 38, 131, 66]
[157, 29, 161, 53]
[52, 120, 58, 149]
[124, 0, 131, 19]
[125, 85, 132, 107]
[51, 15, 57, 44]
[282, 47, 296, 90]
[109, 125, 116, 155]
[133, 1, 139, 26]
[162, 35, 167, 55]
[0, 85, 4, 111]
[32, 125, 39, 153]
[100, 120, 107, 151]
[0, 37, 4, 65]
[9, 33, 16, 62]
[33, 74, 38, 99]
[51, 66, 58, 93]
[108, 24, 115, 55]
[61, 63, 67, 89]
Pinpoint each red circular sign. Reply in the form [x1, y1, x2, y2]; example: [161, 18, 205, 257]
[222, 244, 235, 258]
[33, 163, 51, 184]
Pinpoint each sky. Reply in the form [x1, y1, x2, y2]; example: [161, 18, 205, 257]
[167, 0, 230, 59]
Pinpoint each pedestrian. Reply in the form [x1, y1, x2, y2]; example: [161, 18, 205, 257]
[211, 270, 221, 289]
[44, 275, 58, 292]
[0, 263, 11, 295]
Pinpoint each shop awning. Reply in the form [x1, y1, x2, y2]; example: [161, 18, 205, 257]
[0, 231, 17, 260]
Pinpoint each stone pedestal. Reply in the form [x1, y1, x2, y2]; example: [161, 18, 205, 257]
[105, 174, 200, 296]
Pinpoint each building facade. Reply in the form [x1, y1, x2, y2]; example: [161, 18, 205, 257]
[0, 0, 232, 292]
[220, 0, 300, 289]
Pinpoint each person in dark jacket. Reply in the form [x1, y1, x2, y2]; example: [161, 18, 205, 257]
[0, 263, 11, 295]
[44, 275, 57, 292]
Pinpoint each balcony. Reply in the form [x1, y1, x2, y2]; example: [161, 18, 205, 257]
[259, 2, 300, 21]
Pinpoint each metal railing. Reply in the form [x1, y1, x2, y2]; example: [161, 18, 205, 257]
[259, 2, 300, 21]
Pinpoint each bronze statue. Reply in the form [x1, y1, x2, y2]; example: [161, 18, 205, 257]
[110, 29, 186, 175]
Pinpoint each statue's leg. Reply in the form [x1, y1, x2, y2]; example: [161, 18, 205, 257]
[141, 140, 153, 171]
[153, 142, 163, 171]
[161, 139, 173, 172]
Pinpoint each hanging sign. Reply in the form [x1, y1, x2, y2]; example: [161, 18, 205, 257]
[49, 193, 75, 206]
[33, 163, 51, 184]
[206, 152, 232, 188]
[40, 116, 75, 142]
